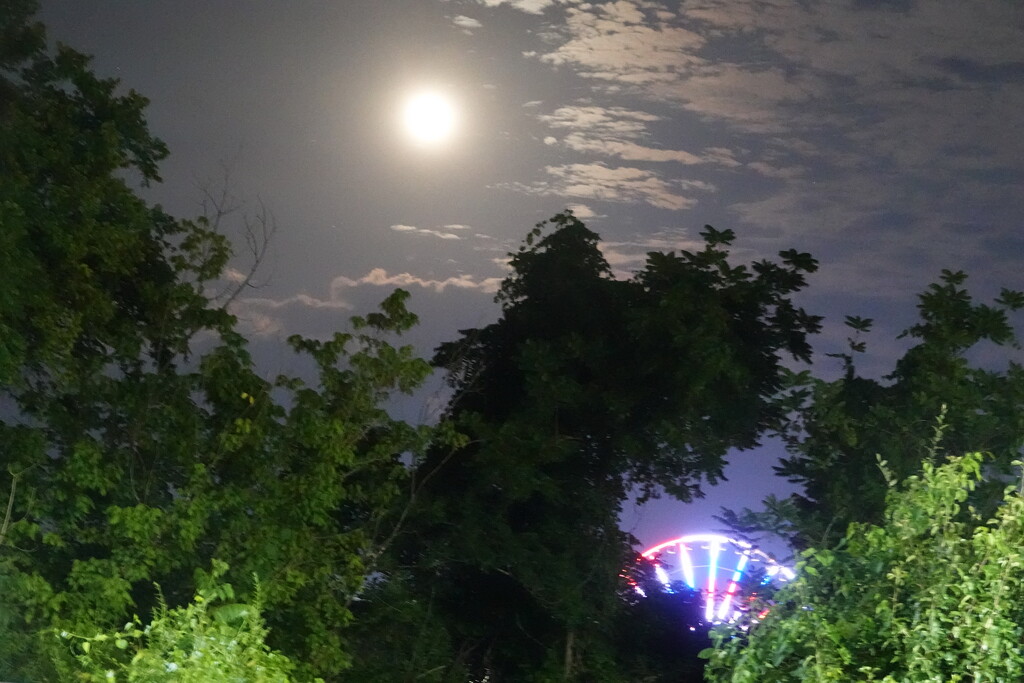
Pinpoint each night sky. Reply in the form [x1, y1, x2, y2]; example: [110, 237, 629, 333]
[38, 0, 1024, 556]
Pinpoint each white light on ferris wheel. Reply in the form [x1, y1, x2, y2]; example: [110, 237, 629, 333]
[640, 533, 794, 624]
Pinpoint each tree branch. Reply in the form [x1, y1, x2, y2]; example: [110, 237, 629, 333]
[0, 472, 19, 549]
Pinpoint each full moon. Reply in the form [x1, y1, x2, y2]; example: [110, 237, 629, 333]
[402, 92, 457, 145]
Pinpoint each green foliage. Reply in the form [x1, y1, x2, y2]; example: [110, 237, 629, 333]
[341, 572, 460, 682]
[705, 452, 1024, 682]
[58, 561, 317, 682]
[371, 211, 821, 680]
[725, 270, 1024, 550]
[0, 5, 444, 680]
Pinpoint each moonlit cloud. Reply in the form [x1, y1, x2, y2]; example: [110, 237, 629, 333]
[538, 105, 661, 136]
[561, 133, 705, 164]
[539, 3, 706, 82]
[508, 0, 1024, 299]
[476, 0, 555, 15]
[452, 14, 483, 29]
[746, 161, 806, 179]
[566, 202, 598, 219]
[516, 163, 701, 210]
[222, 267, 248, 284]
[331, 268, 502, 294]
[229, 294, 355, 337]
[389, 224, 463, 240]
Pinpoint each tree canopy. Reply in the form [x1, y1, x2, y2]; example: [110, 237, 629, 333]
[706, 452, 1024, 682]
[363, 211, 821, 680]
[724, 270, 1024, 551]
[0, 4, 444, 679]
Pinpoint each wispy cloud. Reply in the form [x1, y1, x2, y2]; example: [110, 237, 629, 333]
[746, 161, 805, 179]
[538, 4, 705, 83]
[566, 202, 599, 219]
[332, 268, 502, 294]
[230, 293, 354, 337]
[389, 224, 463, 240]
[524, 0, 1023, 240]
[538, 104, 743, 166]
[539, 105, 661, 136]
[560, 133, 705, 164]
[476, 0, 554, 15]
[456, 0, 1023, 299]
[501, 162, 701, 210]
[452, 14, 483, 30]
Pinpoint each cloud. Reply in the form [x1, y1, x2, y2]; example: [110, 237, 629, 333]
[525, 0, 1023, 234]
[651, 64, 818, 133]
[222, 267, 248, 284]
[561, 133, 705, 164]
[504, 163, 700, 210]
[331, 268, 502, 294]
[240, 293, 353, 311]
[539, 3, 706, 83]
[539, 105, 661, 136]
[747, 161, 806, 179]
[461, 0, 1022, 302]
[566, 202, 598, 219]
[477, 0, 555, 14]
[229, 293, 354, 337]
[537, 104, 741, 166]
[452, 14, 483, 29]
[226, 262, 502, 337]
[703, 147, 742, 168]
[389, 224, 462, 240]
[603, 229, 703, 255]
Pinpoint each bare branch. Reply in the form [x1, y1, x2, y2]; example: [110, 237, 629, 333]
[193, 163, 278, 308]
[220, 195, 276, 309]
[0, 472, 19, 549]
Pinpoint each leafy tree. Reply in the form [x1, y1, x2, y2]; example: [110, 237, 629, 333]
[370, 212, 822, 680]
[725, 270, 1024, 550]
[705, 452, 1024, 682]
[0, 4, 442, 679]
[58, 561, 315, 682]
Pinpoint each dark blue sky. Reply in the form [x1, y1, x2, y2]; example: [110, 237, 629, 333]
[40, 0, 1024, 555]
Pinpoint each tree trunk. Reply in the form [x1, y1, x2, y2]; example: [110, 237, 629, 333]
[563, 629, 575, 680]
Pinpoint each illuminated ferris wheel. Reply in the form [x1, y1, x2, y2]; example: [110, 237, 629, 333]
[640, 533, 795, 623]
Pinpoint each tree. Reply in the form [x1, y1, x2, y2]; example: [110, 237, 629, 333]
[58, 561, 314, 682]
[705, 452, 1024, 682]
[0, 4, 442, 679]
[368, 212, 822, 680]
[724, 270, 1024, 550]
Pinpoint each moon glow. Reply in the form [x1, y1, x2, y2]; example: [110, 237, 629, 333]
[402, 92, 457, 145]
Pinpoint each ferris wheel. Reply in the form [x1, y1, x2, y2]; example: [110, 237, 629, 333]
[640, 533, 795, 623]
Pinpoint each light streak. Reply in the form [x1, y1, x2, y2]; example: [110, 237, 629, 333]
[705, 537, 721, 622]
[655, 564, 671, 589]
[717, 553, 749, 621]
[679, 541, 696, 588]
